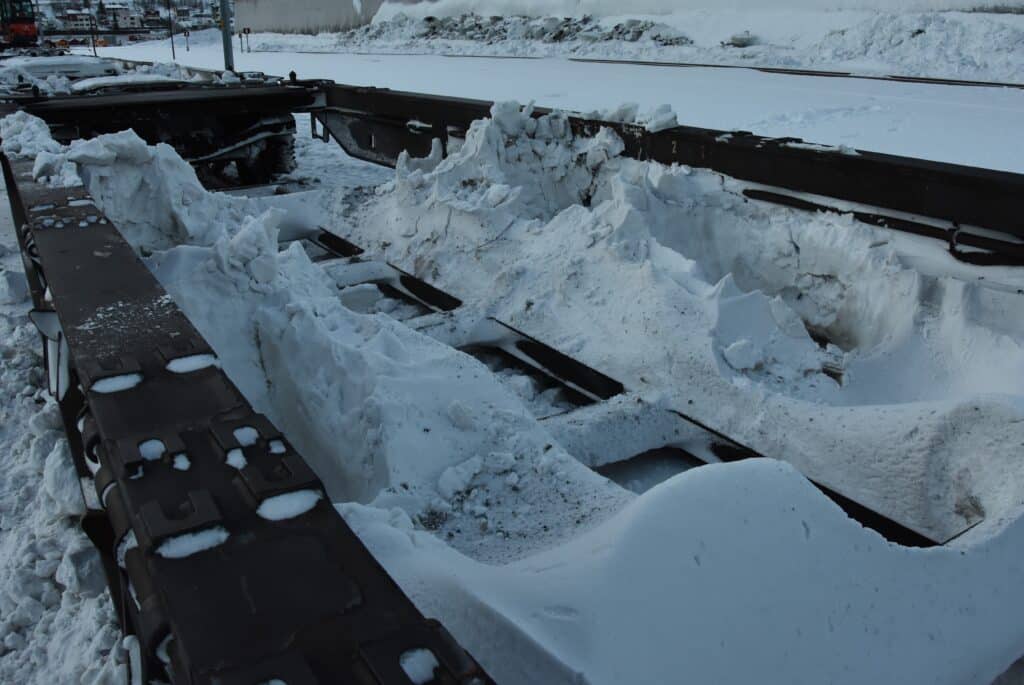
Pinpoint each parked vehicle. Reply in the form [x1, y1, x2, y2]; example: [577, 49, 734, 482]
[0, 0, 37, 48]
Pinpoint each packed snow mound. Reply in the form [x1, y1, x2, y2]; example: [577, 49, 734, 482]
[341, 458, 1024, 685]
[349, 102, 1024, 542]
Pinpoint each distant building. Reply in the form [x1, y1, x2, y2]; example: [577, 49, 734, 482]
[234, 0, 385, 34]
[60, 9, 92, 30]
[143, 8, 165, 28]
[103, 3, 143, 28]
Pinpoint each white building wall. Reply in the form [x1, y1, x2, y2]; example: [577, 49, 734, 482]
[235, 0, 386, 33]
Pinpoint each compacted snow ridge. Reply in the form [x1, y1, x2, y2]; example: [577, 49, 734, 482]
[3, 78, 1024, 682]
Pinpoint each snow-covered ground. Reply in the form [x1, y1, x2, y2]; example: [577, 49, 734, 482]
[93, 34, 1024, 173]
[4, 11, 1024, 681]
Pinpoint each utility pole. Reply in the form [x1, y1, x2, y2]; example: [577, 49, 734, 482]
[219, 0, 233, 71]
[166, 0, 175, 59]
[89, 13, 97, 56]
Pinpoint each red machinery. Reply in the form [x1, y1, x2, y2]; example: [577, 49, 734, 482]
[0, 0, 37, 48]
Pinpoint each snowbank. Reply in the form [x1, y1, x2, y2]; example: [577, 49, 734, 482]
[376, 0, 1023, 18]
[248, 7, 1024, 82]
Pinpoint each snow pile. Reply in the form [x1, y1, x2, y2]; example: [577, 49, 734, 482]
[0, 112, 63, 159]
[582, 101, 678, 131]
[355, 13, 692, 46]
[812, 11, 1024, 79]
[0, 191, 125, 683]
[68, 130, 257, 251]
[340, 458, 1024, 685]
[374, 0, 1024, 18]
[0, 65, 70, 95]
[251, 8, 1024, 82]
[348, 101, 1024, 543]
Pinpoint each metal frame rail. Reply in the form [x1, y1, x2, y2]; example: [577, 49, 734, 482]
[0, 156, 493, 685]
[313, 82, 1024, 265]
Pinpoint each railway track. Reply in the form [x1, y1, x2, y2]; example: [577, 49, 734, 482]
[1, 57, 1021, 683]
[262, 49, 1024, 92]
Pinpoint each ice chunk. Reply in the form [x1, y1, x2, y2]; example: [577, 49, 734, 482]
[233, 426, 259, 446]
[256, 490, 322, 521]
[172, 454, 191, 471]
[722, 339, 762, 371]
[399, 648, 439, 685]
[639, 104, 678, 133]
[268, 439, 287, 455]
[156, 527, 229, 559]
[225, 448, 247, 470]
[138, 439, 165, 461]
[437, 456, 483, 500]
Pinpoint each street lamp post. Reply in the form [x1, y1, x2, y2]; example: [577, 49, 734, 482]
[166, 0, 175, 60]
[219, 0, 233, 71]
